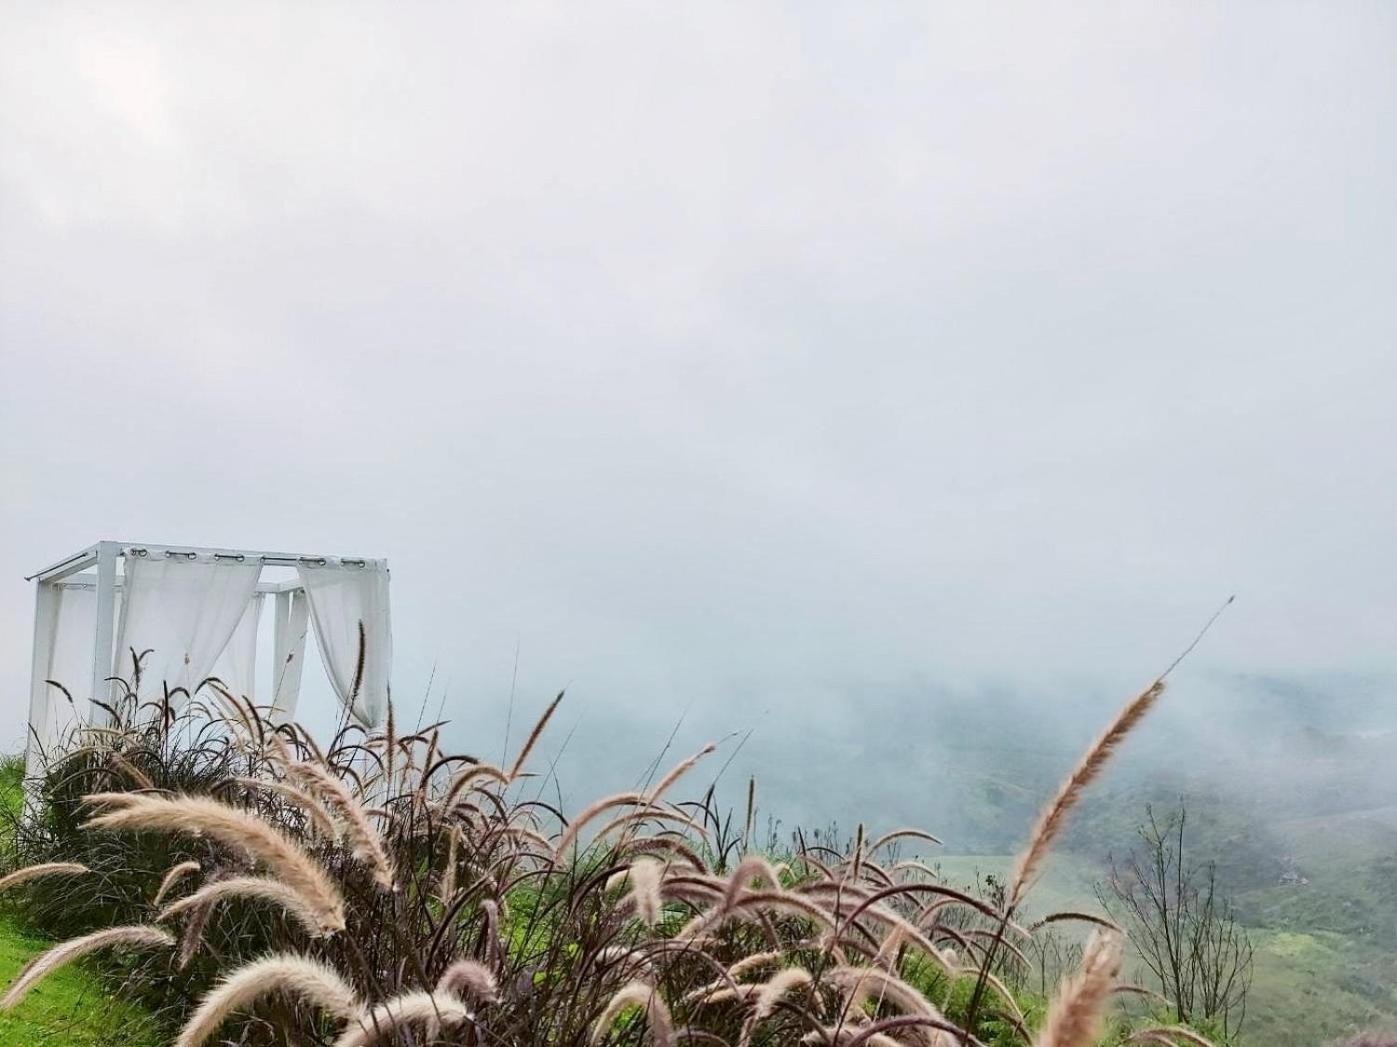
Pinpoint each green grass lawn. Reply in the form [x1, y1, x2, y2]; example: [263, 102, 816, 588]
[0, 756, 162, 1046]
[0, 913, 163, 1046]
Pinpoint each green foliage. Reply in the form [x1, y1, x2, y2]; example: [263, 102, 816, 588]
[902, 954, 1048, 1047]
[0, 755, 23, 821]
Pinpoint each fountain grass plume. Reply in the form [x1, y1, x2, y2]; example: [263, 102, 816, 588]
[507, 689, 565, 782]
[175, 952, 360, 1047]
[0, 862, 89, 893]
[1033, 930, 1123, 1047]
[333, 990, 475, 1047]
[593, 980, 673, 1046]
[436, 958, 500, 1003]
[287, 759, 396, 890]
[158, 875, 343, 937]
[151, 859, 201, 906]
[81, 791, 346, 932]
[1010, 680, 1166, 907]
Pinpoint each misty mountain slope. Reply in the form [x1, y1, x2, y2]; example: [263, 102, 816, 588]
[1244, 928, 1397, 1045]
[1248, 806, 1397, 942]
[881, 673, 1397, 1044]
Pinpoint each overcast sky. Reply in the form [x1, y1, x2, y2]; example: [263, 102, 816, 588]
[2, 4, 1395, 765]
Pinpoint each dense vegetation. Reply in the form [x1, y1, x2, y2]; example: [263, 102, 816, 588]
[0, 672, 1225, 1046]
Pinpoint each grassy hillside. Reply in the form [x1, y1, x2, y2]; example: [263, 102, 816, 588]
[1231, 804, 1397, 1044]
[895, 675, 1397, 1045]
[929, 743, 1397, 1044]
[934, 847, 1397, 1045]
[1067, 795, 1397, 1044]
[1245, 929, 1397, 1045]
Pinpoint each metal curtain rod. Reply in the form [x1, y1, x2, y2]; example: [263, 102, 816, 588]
[259, 555, 366, 567]
[23, 547, 95, 582]
[125, 547, 369, 567]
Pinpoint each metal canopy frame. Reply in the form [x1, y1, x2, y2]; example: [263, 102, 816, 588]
[26, 540, 387, 723]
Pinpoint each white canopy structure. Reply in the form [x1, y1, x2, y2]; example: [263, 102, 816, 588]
[25, 540, 392, 770]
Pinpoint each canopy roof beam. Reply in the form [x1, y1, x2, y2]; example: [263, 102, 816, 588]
[25, 546, 98, 583]
[26, 541, 378, 584]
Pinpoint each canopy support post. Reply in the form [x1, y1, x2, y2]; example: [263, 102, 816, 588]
[25, 581, 59, 778]
[90, 541, 119, 723]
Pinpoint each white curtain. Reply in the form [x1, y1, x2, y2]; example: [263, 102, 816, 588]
[271, 589, 310, 720]
[26, 583, 97, 772]
[114, 553, 261, 705]
[298, 560, 391, 726]
[211, 592, 264, 702]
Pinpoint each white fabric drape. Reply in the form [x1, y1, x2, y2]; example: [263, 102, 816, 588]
[271, 589, 310, 720]
[115, 554, 261, 704]
[211, 592, 264, 702]
[298, 560, 391, 726]
[27, 584, 97, 770]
